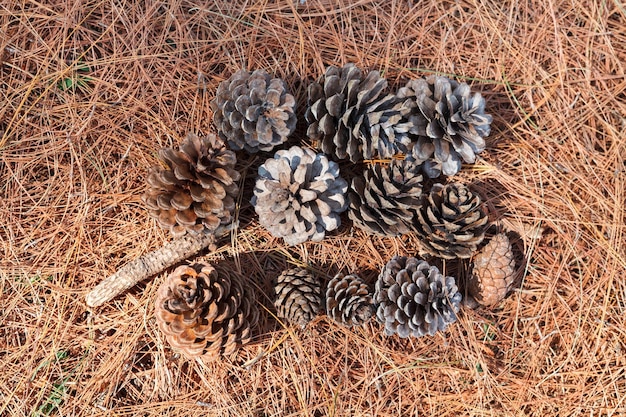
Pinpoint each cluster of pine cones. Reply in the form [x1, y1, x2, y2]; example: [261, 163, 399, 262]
[146, 65, 518, 360]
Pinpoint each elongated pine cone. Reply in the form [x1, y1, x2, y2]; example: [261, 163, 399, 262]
[154, 262, 259, 360]
[274, 268, 321, 328]
[326, 273, 374, 327]
[306, 64, 413, 162]
[397, 76, 492, 178]
[348, 159, 423, 237]
[468, 233, 516, 306]
[211, 69, 296, 153]
[375, 256, 462, 338]
[251, 146, 348, 246]
[414, 182, 488, 259]
[142, 133, 240, 237]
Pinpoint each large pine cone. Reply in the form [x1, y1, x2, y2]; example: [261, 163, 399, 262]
[306, 64, 413, 162]
[251, 146, 348, 246]
[326, 273, 374, 327]
[468, 233, 516, 306]
[142, 133, 240, 237]
[397, 76, 492, 178]
[348, 159, 423, 237]
[375, 256, 462, 338]
[211, 69, 296, 153]
[274, 268, 321, 328]
[154, 262, 259, 360]
[414, 182, 488, 259]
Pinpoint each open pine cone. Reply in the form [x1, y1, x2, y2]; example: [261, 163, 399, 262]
[251, 146, 349, 246]
[306, 64, 413, 162]
[348, 158, 423, 237]
[414, 182, 488, 259]
[397, 75, 492, 178]
[154, 262, 259, 360]
[326, 273, 374, 327]
[211, 69, 296, 153]
[468, 233, 516, 307]
[375, 256, 462, 338]
[142, 132, 240, 237]
[274, 268, 321, 328]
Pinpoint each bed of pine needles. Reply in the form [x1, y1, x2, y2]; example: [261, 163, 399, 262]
[1, 0, 625, 416]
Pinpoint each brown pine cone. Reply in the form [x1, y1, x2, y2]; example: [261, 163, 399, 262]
[274, 268, 321, 328]
[142, 133, 240, 237]
[211, 69, 296, 153]
[468, 233, 516, 306]
[154, 262, 259, 360]
[348, 158, 423, 237]
[326, 273, 374, 327]
[414, 182, 488, 259]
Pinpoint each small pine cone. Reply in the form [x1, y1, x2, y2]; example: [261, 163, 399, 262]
[306, 64, 413, 162]
[142, 133, 240, 237]
[468, 233, 516, 306]
[251, 146, 348, 246]
[414, 182, 488, 259]
[326, 273, 374, 327]
[211, 69, 296, 153]
[375, 256, 462, 338]
[274, 268, 321, 328]
[348, 159, 423, 237]
[154, 262, 259, 360]
[397, 76, 492, 178]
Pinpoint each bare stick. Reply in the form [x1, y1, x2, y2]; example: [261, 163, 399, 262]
[85, 223, 236, 308]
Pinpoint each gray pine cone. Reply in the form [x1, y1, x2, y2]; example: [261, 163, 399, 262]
[274, 268, 321, 328]
[306, 64, 413, 162]
[155, 262, 259, 360]
[211, 69, 296, 153]
[397, 75, 492, 178]
[251, 146, 349, 246]
[375, 256, 462, 338]
[414, 182, 488, 259]
[142, 133, 240, 237]
[348, 159, 423, 237]
[326, 273, 374, 327]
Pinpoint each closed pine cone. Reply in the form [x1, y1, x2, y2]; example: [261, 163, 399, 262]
[251, 146, 348, 246]
[274, 268, 321, 328]
[375, 256, 462, 338]
[397, 75, 492, 178]
[348, 158, 423, 237]
[306, 64, 413, 162]
[469, 233, 516, 306]
[142, 133, 240, 237]
[154, 262, 259, 360]
[211, 69, 296, 153]
[326, 273, 374, 327]
[414, 182, 488, 259]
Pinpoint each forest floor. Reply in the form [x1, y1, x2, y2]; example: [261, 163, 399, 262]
[1, 1, 625, 416]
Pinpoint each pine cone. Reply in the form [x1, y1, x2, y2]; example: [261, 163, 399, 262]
[274, 268, 321, 328]
[414, 182, 488, 259]
[154, 262, 259, 360]
[348, 159, 423, 237]
[468, 233, 516, 306]
[375, 256, 462, 338]
[326, 273, 374, 327]
[142, 133, 240, 237]
[251, 146, 349, 246]
[397, 75, 492, 178]
[306, 64, 413, 162]
[211, 69, 296, 153]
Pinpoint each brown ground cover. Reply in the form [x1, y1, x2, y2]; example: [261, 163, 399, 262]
[1, 0, 625, 415]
